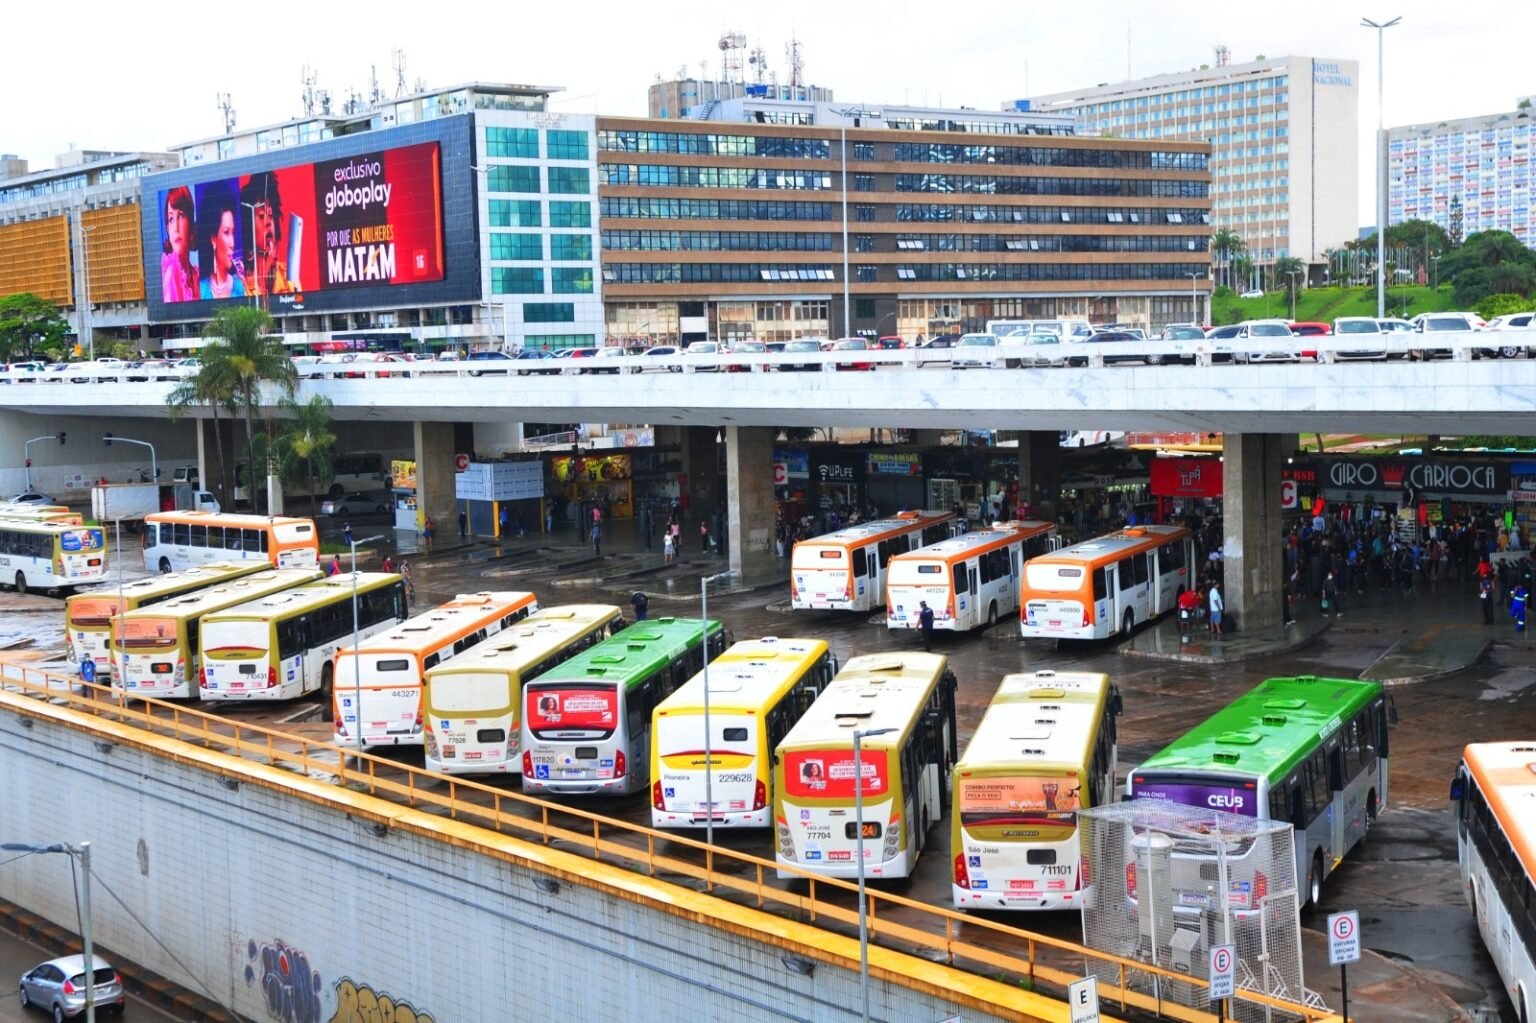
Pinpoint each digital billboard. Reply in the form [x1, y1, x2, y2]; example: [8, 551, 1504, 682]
[144, 115, 477, 320]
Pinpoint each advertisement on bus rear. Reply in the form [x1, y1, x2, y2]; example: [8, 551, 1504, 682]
[958, 773, 1081, 839]
[1131, 779, 1258, 816]
[783, 749, 890, 800]
[144, 115, 476, 320]
[526, 685, 618, 732]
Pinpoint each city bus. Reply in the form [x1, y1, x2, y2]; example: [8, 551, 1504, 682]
[886, 521, 1058, 632]
[651, 637, 839, 830]
[141, 511, 320, 574]
[198, 573, 408, 705]
[422, 604, 626, 775]
[951, 670, 1121, 910]
[1127, 675, 1390, 914]
[773, 652, 958, 880]
[1018, 524, 1194, 641]
[790, 510, 954, 612]
[107, 568, 322, 697]
[66, 561, 268, 676]
[1451, 742, 1536, 1023]
[0, 518, 108, 595]
[234, 452, 386, 505]
[0, 505, 84, 525]
[330, 590, 539, 746]
[521, 618, 728, 797]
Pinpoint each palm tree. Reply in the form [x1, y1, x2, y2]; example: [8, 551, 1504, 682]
[1273, 256, 1306, 314]
[282, 395, 336, 512]
[166, 352, 238, 506]
[1210, 229, 1244, 290]
[200, 307, 298, 511]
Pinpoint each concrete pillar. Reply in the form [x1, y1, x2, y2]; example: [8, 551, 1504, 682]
[474, 421, 525, 456]
[1018, 431, 1062, 522]
[1223, 432, 1286, 630]
[681, 426, 720, 522]
[414, 421, 458, 539]
[725, 426, 777, 581]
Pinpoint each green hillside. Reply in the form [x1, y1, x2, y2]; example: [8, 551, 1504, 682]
[1210, 285, 1461, 326]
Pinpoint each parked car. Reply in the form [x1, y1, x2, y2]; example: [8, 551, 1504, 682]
[1413, 313, 1478, 361]
[466, 350, 516, 376]
[874, 335, 905, 350]
[19, 953, 126, 1019]
[514, 349, 562, 376]
[320, 491, 390, 516]
[630, 345, 682, 373]
[584, 347, 629, 374]
[778, 339, 825, 372]
[1476, 312, 1533, 359]
[7, 491, 56, 506]
[999, 330, 1065, 368]
[830, 337, 876, 371]
[1232, 320, 1299, 363]
[1239, 289, 1264, 299]
[725, 340, 768, 373]
[949, 332, 1002, 369]
[683, 341, 723, 372]
[1146, 324, 1207, 365]
[1083, 329, 1149, 366]
[765, 341, 787, 354]
[1331, 317, 1388, 361]
[913, 335, 960, 367]
[2, 360, 50, 383]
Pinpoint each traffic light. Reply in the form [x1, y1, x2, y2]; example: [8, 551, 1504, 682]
[102, 432, 112, 446]
[56, 432, 65, 446]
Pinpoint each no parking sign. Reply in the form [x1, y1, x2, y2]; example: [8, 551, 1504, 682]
[1208, 943, 1235, 1000]
[1328, 910, 1360, 965]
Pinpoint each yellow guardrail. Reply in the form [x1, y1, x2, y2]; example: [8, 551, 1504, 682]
[0, 660, 1340, 1023]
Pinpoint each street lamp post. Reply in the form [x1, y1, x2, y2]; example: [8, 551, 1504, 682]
[1362, 16, 1402, 319]
[0, 842, 95, 1021]
[1185, 272, 1201, 325]
[1431, 254, 1441, 292]
[832, 107, 880, 339]
[1286, 270, 1302, 320]
[699, 569, 736, 852]
[99, 433, 156, 484]
[345, 534, 385, 746]
[853, 725, 896, 1023]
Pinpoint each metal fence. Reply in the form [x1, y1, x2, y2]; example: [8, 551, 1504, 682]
[1080, 800, 1327, 1022]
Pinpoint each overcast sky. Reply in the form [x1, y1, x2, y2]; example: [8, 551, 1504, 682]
[7, 0, 1529, 226]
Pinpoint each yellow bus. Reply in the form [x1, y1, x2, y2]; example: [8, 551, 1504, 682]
[651, 637, 839, 830]
[198, 573, 408, 705]
[108, 568, 322, 697]
[329, 590, 539, 747]
[0, 518, 108, 596]
[951, 670, 1121, 911]
[1018, 525, 1194, 640]
[790, 510, 954, 612]
[0, 505, 84, 525]
[774, 652, 958, 880]
[423, 604, 625, 775]
[141, 511, 320, 574]
[886, 520, 1058, 632]
[66, 561, 268, 677]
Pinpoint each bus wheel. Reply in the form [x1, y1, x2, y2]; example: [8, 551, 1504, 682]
[1121, 609, 1134, 637]
[1307, 851, 1324, 909]
[319, 664, 335, 723]
[14, 572, 26, 596]
[986, 602, 998, 629]
[158, 557, 172, 574]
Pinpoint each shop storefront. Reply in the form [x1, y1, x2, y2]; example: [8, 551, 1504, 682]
[1315, 455, 1511, 535]
[811, 449, 866, 516]
[1149, 456, 1223, 524]
[1508, 461, 1536, 544]
[390, 459, 419, 533]
[551, 452, 634, 521]
[865, 452, 925, 514]
[774, 448, 811, 526]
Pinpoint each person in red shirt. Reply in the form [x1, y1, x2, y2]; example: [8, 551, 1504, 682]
[1176, 586, 1201, 642]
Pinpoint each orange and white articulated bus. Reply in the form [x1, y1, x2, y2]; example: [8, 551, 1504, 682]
[331, 591, 539, 748]
[886, 521, 1058, 632]
[790, 510, 954, 612]
[1018, 525, 1194, 641]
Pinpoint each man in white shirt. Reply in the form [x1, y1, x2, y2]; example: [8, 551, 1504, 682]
[1207, 582, 1224, 635]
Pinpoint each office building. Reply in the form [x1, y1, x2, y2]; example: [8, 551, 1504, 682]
[1388, 100, 1535, 245]
[1021, 54, 1358, 267]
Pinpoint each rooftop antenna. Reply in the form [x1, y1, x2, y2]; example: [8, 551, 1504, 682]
[369, 64, 382, 106]
[1215, 44, 1231, 67]
[392, 47, 407, 97]
[216, 92, 236, 133]
[317, 88, 333, 116]
[718, 31, 747, 84]
[748, 44, 768, 84]
[301, 65, 317, 117]
[786, 35, 804, 88]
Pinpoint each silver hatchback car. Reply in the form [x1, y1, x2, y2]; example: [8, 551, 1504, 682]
[19, 954, 125, 1018]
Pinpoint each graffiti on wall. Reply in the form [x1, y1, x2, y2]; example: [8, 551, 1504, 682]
[245, 939, 323, 1023]
[330, 978, 437, 1023]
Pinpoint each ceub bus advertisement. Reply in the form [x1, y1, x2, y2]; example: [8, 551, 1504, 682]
[958, 773, 1081, 840]
[154, 141, 444, 309]
[1131, 779, 1258, 816]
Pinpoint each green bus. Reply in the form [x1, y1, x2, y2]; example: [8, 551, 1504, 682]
[1128, 675, 1390, 911]
[520, 617, 727, 797]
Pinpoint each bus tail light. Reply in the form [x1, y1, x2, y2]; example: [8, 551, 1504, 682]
[753, 780, 767, 811]
[266, 665, 277, 689]
[423, 724, 438, 760]
[953, 853, 970, 890]
[615, 749, 626, 779]
[1126, 862, 1137, 898]
[199, 666, 208, 685]
[1080, 854, 1091, 889]
[1253, 870, 1268, 904]
[652, 780, 664, 810]
[1082, 607, 1092, 627]
[522, 751, 533, 775]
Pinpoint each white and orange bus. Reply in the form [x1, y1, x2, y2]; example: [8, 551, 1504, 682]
[886, 521, 1058, 632]
[1019, 525, 1194, 641]
[790, 510, 954, 612]
[331, 590, 539, 748]
[142, 511, 320, 574]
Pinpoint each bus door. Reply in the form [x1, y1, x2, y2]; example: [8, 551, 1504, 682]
[851, 546, 872, 604]
[1118, 554, 1151, 624]
[1328, 730, 1368, 857]
[952, 563, 970, 621]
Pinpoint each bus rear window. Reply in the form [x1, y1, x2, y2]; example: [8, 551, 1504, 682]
[372, 658, 411, 672]
[783, 749, 890, 799]
[1025, 563, 1084, 592]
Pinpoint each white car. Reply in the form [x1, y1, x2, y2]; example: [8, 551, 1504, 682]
[1239, 289, 1264, 299]
[1480, 312, 1535, 359]
[586, 346, 629, 374]
[1232, 320, 1298, 363]
[949, 333, 1002, 369]
[320, 491, 390, 516]
[683, 341, 723, 372]
[1331, 317, 1387, 361]
[999, 331, 1066, 368]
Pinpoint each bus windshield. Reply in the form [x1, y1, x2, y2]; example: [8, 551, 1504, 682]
[1025, 563, 1083, 591]
[958, 773, 1082, 836]
[431, 673, 511, 714]
[783, 748, 890, 800]
[116, 617, 179, 649]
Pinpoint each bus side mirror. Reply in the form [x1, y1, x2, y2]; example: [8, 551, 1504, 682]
[1110, 688, 1124, 717]
[1449, 778, 1463, 802]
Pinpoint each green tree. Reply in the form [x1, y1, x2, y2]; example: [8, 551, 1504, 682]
[1476, 293, 1534, 320]
[0, 293, 71, 361]
[1272, 256, 1306, 313]
[198, 307, 297, 511]
[1210, 229, 1244, 290]
[281, 394, 336, 511]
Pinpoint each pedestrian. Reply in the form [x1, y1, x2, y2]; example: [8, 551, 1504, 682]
[591, 505, 603, 528]
[499, 505, 510, 537]
[917, 600, 935, 652]
[342, 521, 353, 548]
[1284, 566, 1299, 627]
[1207, 582, 1224, 635]
[1511, 583, 1528, 634]
[590, 520, 602, 557]
[458, 509, 468, 540]
[400, 561, 414, 606]
[630, 590, 650, 621]
[381, 555, 394, 573]
[663, 530, 675, 563]
[328, 554, 342, 577]
[699, 518, 711, 553]
[423, 516, 435, 549]
[545, 504, 555, 534]
[1177, 586, 1200, 642]
[670, 518, 682, 552]
[1322, 570, 1342, 618]
[1480, 570, 1496, 624]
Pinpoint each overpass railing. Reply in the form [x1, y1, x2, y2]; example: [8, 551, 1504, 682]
[0, 659, 1339, 1023]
